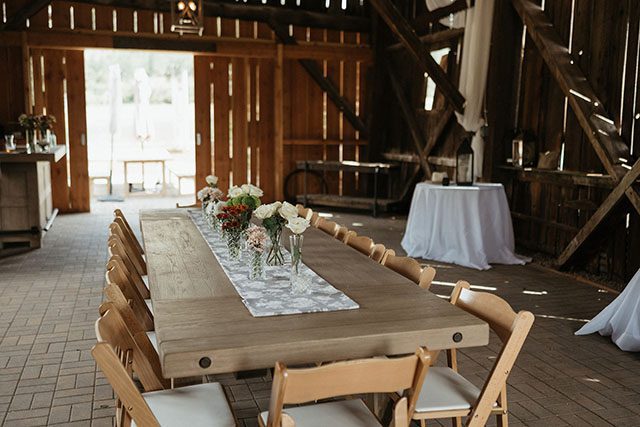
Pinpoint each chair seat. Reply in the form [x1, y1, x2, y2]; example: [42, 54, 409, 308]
[415, 367, 482, 413]
[145, 299, 153, 314]
[260, 399, 382, 427]
[142, 275, 149, 289]
[133, 382, 234, 427]
[145, 331, 158, 352]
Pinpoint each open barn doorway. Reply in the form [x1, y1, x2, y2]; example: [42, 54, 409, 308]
[84, 49, 196, 206]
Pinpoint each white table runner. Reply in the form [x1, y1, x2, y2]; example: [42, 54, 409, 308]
[188, 209, 359, 317]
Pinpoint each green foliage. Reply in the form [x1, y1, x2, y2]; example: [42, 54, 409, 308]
[228, 195, 261, 210]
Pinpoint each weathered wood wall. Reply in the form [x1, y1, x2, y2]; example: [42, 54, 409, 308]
[0, 0, 371, 206]
[489, 0, 640, 282]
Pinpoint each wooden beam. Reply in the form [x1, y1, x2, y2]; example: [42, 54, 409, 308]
[63, 0, 371, 32]
[269, 21, 368, 137]
[387, 28, 464, 53]
[274, 44, 284, 201]
[412, 0, 470, 30]
[1, 30, 371, 62]
[386, 62, 431, 177]
[370, 0, 465, 112]
[557, 159, 640, 267]
[1, 0, 49, 31]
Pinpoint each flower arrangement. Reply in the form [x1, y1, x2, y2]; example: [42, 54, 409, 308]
[286, 217, 311, 292]
[19, 114, 56, 133]
[197, 175, 224, 205]
[246, 225, 268, 280]
[253, 201, 298, 266]
[217, 204, 250, 259]
[227, 184, 263, 211]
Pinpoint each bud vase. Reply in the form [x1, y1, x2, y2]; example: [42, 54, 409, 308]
[225, 229, 242, 260]
[290, 234, 307, 292]
[248, 250, 265, 280]
[266, 227, 285, 266]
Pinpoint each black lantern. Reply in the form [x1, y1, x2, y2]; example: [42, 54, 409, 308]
[171, 0, 204, 36]
[456, 137, 474, 186]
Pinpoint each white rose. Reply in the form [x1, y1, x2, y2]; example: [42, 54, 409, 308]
[242, 183, 263, 197]
[286, 217, 310, 234]
[213, 200, 226, 215]
[278, 201, 298, 220]
[205, 175, 218, 186]
[254, 204, 274, 219]
[228, 185, 243, 198]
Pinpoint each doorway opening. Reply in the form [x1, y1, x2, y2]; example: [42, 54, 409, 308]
[84, 49, 195, 206]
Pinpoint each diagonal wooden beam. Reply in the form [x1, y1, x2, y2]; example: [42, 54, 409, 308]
[387, 28, 464, 53]
[1, 0, 50, 31]
[557, 159, 640, 267]
[412, 0, 470, 30]
[386, 62, 431, 177]
[269, 21, 368, 137]
[422, 105, 454, 160]
[370, 0, 465, 113]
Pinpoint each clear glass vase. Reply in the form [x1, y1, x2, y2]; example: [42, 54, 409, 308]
[248, 249, 265, 280]
[290, 234, 308, 293]
[25, 129, 36, 154]
[266, 227, 285, 266]
[225, 228, 242, 260]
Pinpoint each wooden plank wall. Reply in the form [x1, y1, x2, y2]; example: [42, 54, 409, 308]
[5, 1, 370, 205]
[488, 0, 640, 282]
[26, 48, 90, 213]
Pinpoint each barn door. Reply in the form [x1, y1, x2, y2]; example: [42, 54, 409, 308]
[194, 55, 276, 202]
[29, 48, 90, 212]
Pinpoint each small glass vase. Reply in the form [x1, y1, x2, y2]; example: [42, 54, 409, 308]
[266, 227, 285, 266]
[248, 249, 265, 280]
[225, 228, 242, 260]
[25, 129, 37, 154]
[290, 234, 308, 293]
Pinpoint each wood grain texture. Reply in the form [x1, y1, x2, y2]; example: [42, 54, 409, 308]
[141, 209, 488, 378]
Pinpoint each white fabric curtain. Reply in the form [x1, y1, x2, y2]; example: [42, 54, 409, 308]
[425, 0, 496, 179]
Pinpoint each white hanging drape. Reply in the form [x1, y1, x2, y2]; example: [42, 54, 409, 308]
[425, 0, 496, 179]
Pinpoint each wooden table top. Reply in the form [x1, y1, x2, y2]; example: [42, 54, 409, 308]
[141, 209, 489, 378]
[0, 145, 66, 163]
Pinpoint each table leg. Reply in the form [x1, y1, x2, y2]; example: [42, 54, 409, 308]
[124, 162, 129, 194]
[373, 167, 379, 217]
[161, 160, 166, 195]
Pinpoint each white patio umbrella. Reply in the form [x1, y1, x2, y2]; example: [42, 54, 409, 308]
[98, 64, 124, 202]
[134, 68, 153, 150]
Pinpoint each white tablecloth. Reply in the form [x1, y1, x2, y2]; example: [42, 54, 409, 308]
[575, 268, 640, 352]
[401, 182, 529, 270]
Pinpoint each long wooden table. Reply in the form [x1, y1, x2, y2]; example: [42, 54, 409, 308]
[141, 209, 489, 378]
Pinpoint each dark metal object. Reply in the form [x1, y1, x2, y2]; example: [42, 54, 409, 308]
[453, 332, 463, 343]
[198, 357, 212, 368]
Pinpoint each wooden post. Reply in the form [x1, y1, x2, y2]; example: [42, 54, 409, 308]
[274, 44, 284, 201]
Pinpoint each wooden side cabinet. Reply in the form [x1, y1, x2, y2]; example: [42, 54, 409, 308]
[0, 146, 65, 256]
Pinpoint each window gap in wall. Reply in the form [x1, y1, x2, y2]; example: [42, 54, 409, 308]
[47, 4, 52, 29]
[69, 6, 74, 30]
[133, 11, 138, 33]
[2, 2, 6, 24]
[63, 76, 71, 187]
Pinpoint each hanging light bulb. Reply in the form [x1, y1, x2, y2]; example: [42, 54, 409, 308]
[177, 1, 185, 10]
[171, 0, 203, 35]
[188, 1, 197, 11]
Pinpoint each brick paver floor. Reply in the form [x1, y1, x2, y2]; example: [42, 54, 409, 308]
[1, 199, 639, 426]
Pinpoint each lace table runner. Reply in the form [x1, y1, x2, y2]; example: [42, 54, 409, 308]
[188, 209, 359, 317]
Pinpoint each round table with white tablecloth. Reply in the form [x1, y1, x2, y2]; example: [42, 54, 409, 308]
[401, 182, 529, 270]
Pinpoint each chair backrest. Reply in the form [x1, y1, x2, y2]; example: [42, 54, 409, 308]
[109, 221, 147, 276]
[369, 243, 387, 263]
[316, 218, 340, 237]
[113, 209, 145, 255]
[309, 212, 320, 227]
[345, 234, 375, 257]
[107, 237, 150, 299]
[382, 252, 436, 290]
[449, 281, 535, 426]
[105, 256, 154, 331]
[94, 303, 167, 392]
[335, 226, 350, 242]
[265, 348, 430, 427]
[295, 204, 314, 221]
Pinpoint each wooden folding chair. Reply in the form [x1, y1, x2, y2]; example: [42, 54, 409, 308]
[107, 236, 150, 299]
[259, 348, 431, 427]
[109, 221, 147, 276]
[411, 281, 535, 427]
[295, 204, 315, 222]
[369, 243, 387, 263]
[335, 226, 350, 242]
[382, 252, 436, 290]
[93, 307, 235, 427]
[113, 209, 145, 255]
[96, 302, 165, 390]
[106, 256, 154, 332]
[316, 217, 340, 237]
